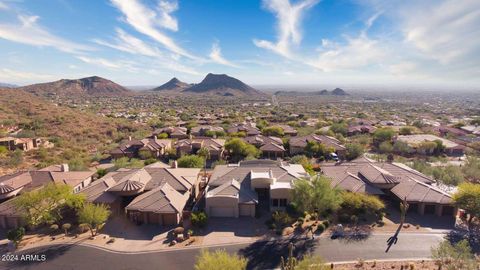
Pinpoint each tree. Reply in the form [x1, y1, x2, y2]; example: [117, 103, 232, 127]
[177, 155, 205, 168]
[262, 126, 284, 137]
[378, 141, 393, 154]
[194, 249, 247, 270]
[431, 240, 478, 270]
[340, 192, 385, 217]
[14, 183, 85, 227]
[7, 227, 25, 247]
[256, 119, 269, 130]
[373, 128, 395, 146]
[462, 156, 480, 183]
[77, 203, 111, 237]
[399, 126, 414, 135]
[452, 183, 480, 229]
[330, 123, 348, 136]
[345, 143, 364, 160]
[304, 141, 333, 159]
[96, 168, 108, 178]
[191, 211, 208, 228]
[138, 149, 153, 160]
[225, 138, 260, 162]
[8, 149, 23, 166]
[393, 140, 413, 155]
[290, 155, 314, 175]
[291, 175, 343, 217]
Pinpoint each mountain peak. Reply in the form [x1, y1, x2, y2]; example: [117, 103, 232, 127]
[184, 73, 263, 96]
[18, 76, 131, 97]
[153, 77, 189, 91]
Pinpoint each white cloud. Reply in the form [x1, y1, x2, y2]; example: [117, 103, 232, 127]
[110, 0, 196, 59]
[253, 0, 319, 58]
[209, 41, 240, 68]
[157, 0, 179, 32]
[76, 56, 137, 71]
[94, 28, 163, 58]
[309, 34, 385, 72]
[0, 1, 9, 10]
[399, 0, 480, 65]
[0, 15, 92, 53]
[0, 68, 54, 83]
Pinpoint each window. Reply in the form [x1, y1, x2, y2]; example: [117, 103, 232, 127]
[280, 199, 287, 207]
[272, 199, 279, 207]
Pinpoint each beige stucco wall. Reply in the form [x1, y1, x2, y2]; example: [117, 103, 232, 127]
[205, 196, 238, 217]
[270, 188, 291, 201]
[251, 178, 273, 190]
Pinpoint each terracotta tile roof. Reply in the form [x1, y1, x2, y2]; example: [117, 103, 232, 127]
[289, 134, 346, 151]
[320, 157, 453, 205]
[125, 182, 188, 214]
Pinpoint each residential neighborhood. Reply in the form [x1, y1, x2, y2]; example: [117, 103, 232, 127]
[0, 0, 479, 269]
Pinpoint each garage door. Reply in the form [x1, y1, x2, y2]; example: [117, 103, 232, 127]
[162, 214, 177, 225]
[210, 206, 235, 217]
[239, 204, 253, 217]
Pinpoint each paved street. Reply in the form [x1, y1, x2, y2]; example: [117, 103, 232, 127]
[0, 233, 444, 270]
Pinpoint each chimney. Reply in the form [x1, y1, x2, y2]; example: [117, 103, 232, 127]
[128, 136, 132, 141]
[171, 160, 178, 169]
[61, 163, 69, 172]
[154, 135, 158, 140]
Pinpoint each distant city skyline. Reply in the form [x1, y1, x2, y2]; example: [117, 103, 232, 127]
[0, 0, 479, 88]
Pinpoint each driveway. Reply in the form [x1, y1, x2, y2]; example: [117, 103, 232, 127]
[1, 233, 445, 270]
[200, 217, 268, 245]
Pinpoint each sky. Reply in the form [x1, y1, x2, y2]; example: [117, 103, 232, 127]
[0, 0, 479, 88]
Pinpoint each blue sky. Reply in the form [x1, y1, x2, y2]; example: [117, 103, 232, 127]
[0, 0, 479, 87]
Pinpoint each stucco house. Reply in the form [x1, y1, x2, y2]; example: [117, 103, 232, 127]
[82, 162, 200, 226]
[175, 137, 225, 160]
[152, 126, 188, 139]
[321, 156, 457, 217]
[289, 134, 346, 158]
[227, 124, 261, 136]
[190, 125, 225, 137]
[205, 160, 309, 218]
[394, 134, 464, 156]
[0, 164, 94, 229]
[110, 136, 172, 159]
[243, 135, 286, 159]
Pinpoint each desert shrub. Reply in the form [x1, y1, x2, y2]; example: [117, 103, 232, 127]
[7, 227, 25, 247]
[316, 223, 325, 234]
[322, 220, 330, 228]
[50, 224, 59, 232]
[191, 211, 208, 228]
[177, 155, 205, 168]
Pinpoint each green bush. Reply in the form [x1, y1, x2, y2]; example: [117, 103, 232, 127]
[316, 223, 325, 234]
[191, 211, 208, 228]
[322, 220, 330, 228]
[177, 155, 205, 168]
[7, 227, 25, 246]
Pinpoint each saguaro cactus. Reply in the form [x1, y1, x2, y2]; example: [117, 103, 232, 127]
[281, 243, 297, 270]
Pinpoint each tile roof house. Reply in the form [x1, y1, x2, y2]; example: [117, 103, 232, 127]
[0, 137, 52, 152]
[81, 162, 200, 226]
[227, 124, 261, 136]
[395, 134, 464, 156]
[243, 135, 286, 159]
[347, 125, 376, 136]
[205, 160, 309, 217]
[190, 125, 225, 137]
[289, 134, 346, 158]
[152, 126, 188, 139]
[321, 157, 457, 217]
[275, 125, 298, 136]
[0, 164, 95, 229]
[175, 137, 225, 160]
[110, 137, 173, 159]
